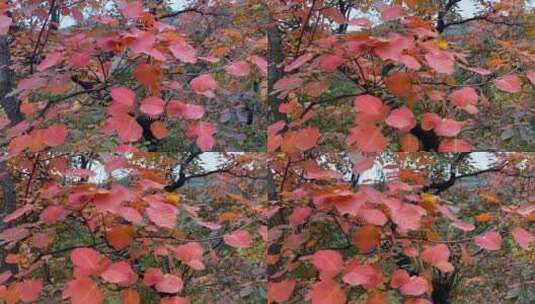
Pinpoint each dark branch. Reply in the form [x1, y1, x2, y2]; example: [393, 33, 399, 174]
[158, 8, 220, 19]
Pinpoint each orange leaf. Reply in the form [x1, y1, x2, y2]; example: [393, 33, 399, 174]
[352, 225, 381, 253]
[106, 225, 135, 250]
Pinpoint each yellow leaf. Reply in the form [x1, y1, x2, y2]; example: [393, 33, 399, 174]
[164, 193, 180, 206]
[435, 38, 449, 49]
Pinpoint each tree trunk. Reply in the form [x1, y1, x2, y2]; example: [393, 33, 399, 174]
[0, 161, 19, 274]
[267, 24, 286, 123]
[0, 35, 23, 126]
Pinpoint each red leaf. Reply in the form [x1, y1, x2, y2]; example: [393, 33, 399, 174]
[294, 126, 320, 151]
[63, 277, 103, 304]
[160, 297, 190, 304]
[146, 201, 179, 229]
[186, 121, 215, 151]
[284, 53, 313, 72]
[143, 268, 164, 287]
[169, 42, 197, 63]
[111, 114, 143, 142]
[171, 242, 205, 271]
[121, 1, 143, 19]
[4, 204, 33, 222]
[451, 220, 475, 232]
[425, 50, 454, 75]
[224, 230, 252, 248]
[0, 15, 12, 35]
[438, 139, 473, 152]
[37, 52, 62, 72]
[44, 124, 68, 147]
[474, 231, 502, 250]
[289, 207, 311, 225]
[250, 55, 267, 74]
[110, 87, 136, 110]
[20, 278, 42, 302]
[319, 55, 344, 72]
[361, 208, 387, 226]
[347, 124, 387, 152]
[155, 274, 183, 293]
[449, 87, 478, 107]
[121, 288, 140, 304]
[526, 70, 535, 86]
[150, 121, 168, 140]
[434, 118, 462, 137]
[167, 100, 205, 120]
[190, 74, 217, 98]
[385, 106, 416, 132]
[421, 244, 454, 272]
[268, 279, 296, 303]
[308, 279, 346, 304]
[353, 95, 389, 123]
[380, 5, 403, 21]
[399, 276, 429, 296]
[69, 51, 90, 68]
[343, 261, 384, 289]
[494, 74, 522, 93]
[311, 250, 344, 279]
[352, 158, 374, 174]
[390, 269, 410, 288]
[101, 261, 138, 287]
[70, 248, 105, 277]
[511, 227, 535, 250]
[140, 96, 165, 117]
[225, 60, 250, 77]
[421, 113, 442, 130]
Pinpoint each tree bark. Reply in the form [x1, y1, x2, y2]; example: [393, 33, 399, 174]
[0, 35, 23, 126]
[267, 24, 285, 123]
[0, 161, 19, 274]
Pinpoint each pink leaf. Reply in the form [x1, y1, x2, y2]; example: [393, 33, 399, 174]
[155, 274, 183, 293]
[225, 60, 250, 77]
[451, 220, 475, 232]
[308, 279, 346, 304]
[160, 297, 190, 304]
[361, 208, 387, 226]
[284, 53, 313, 72]
[347, 124, 387, 152]
[425, 50, 454, 75]
[385, 106, 416, 132]
[342, 262, 384, 289]
[250, 55, 267, 74]
[526, 70, 535, 86]
[63, 277, 103, 304]
[434, 118, 462, 137]
[511, 227, 535, 250]
[146, 201, 178, 229]
[101, 261, 138, 286]
[352, 158, 374, 174]
[169, 42, 197, 63]
[268, 279, 296, 303]
[494, 74, 522, 93]
[438, 139, 473, 152]
[190, 74, 217, 98]
[143, 268, 164, 287]
[381, 6, 404, 21]
[167, 100, 205, 120]
[70, 248, 105, 277]
[4, 204, 33, 222]
[353, 95, 388, 123]
[449, 87, 478, 107]
[421, 244, 454, 272]
[319, 55, 344, 72]
[399, 276, 429, 296]
[474, 231, 502, 250]
[37, 52, 63, 72]
[311, 250, 344, 279]
[20, 278, 42, 302]
[289, 207, 311, 226]
[0, 15, 12, 35]
[171, 242, 205, 271]
[44, 124, 68, 147]
[121, 1, 143, 19]
[294, 126, 320, 151]
[110, 87, 136, 110]
[390, 269, 410, 288]
[224, 230, 252, 248]
[40, 205, 68, 224]
[186, 121, 215, 151]
[140, 96, 165, 116]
